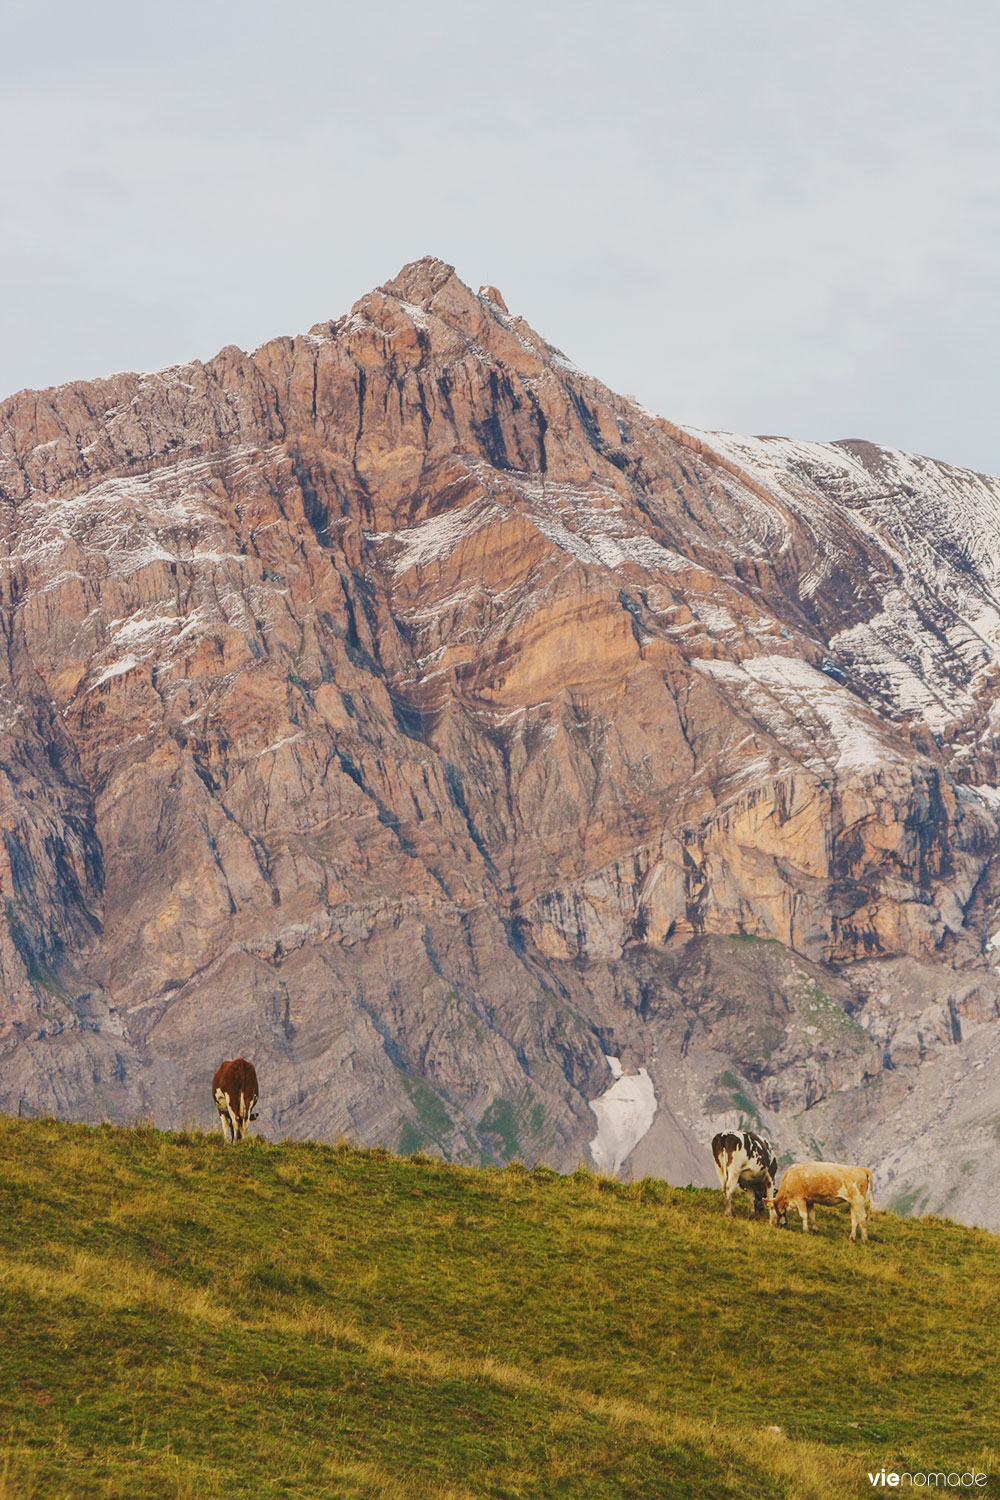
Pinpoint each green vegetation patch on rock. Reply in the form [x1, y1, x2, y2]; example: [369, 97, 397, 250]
[397, 1070, 454, 1147]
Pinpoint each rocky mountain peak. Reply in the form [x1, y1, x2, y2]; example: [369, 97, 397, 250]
[2, 264, 1000, 1226]
[377, 255, 462, 307]
[338, 257, 555, 414]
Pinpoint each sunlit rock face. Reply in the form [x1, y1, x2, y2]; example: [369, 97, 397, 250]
[2, 257, 1000, 1223]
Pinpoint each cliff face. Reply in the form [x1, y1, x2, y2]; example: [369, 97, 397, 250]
[2, 258, 999, 1223]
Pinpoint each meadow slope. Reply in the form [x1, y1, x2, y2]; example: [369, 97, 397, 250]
[1, 1117, 998, 1499]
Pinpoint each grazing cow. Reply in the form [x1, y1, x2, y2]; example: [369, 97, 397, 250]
[212, 1058, 259, 1143]
[767, 1161, 874, 1242]
[711, 1130, 779, 1218]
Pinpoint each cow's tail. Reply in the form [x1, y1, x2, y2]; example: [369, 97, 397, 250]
[864, 1168, 874, 1211]
[710, 1136, 727, 1192]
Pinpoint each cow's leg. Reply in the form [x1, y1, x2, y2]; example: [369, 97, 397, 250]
[216, 1088, 236, 1143]
[724, 1167, 737, 1217]
[807, 1203, 818, 1233]
[848, 1189, 868, 1243]
[797, 1199, 811, 1233]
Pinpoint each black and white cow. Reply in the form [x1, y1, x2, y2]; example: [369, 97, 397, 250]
[711, 1130, 778, 1218]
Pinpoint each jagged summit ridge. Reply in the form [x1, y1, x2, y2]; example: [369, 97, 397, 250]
[0, 261, 999, 1226]
[377, 254, 462, 306]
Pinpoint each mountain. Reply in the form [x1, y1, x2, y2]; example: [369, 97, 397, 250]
[1, 257, 999, 1224]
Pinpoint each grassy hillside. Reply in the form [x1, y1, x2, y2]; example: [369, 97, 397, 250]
[1, 1118, 998, 1499]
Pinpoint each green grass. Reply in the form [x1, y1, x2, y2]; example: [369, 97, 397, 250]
[794, 977, 870, 1052]
[480, 1096, 523, 1160]
[709, 1070, 763, 1129]
[1, 1118, 998, 1498]
[396, 1072, 454, 1145]
[890, 1187, 930, 1218]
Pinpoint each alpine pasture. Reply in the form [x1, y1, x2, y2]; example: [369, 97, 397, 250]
[1, 1116, 998, 1498]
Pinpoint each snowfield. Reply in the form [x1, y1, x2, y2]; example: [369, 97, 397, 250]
[589, 1056, 658, 1175]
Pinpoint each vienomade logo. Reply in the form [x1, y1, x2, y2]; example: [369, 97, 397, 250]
[867, 1470, 988, 1489]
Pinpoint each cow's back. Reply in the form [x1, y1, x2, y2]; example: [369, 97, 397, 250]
[778, 1161, 869, 1204]
[713, 1131, 775, 1179]
[212, 1058, 258, 1109]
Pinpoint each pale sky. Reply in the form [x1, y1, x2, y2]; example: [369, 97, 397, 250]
[4, 0, 1000, 472]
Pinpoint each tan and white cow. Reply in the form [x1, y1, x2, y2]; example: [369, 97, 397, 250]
[212, 1058, 259, 1143]
[767, 1161, 874, 1242]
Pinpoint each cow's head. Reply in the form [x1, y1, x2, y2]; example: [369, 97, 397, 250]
[765, 1197, 787, 1228]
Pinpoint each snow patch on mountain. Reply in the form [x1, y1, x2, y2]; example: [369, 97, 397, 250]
[685, 427, 1000, 739]
[589, 1056, 657, 1175]
[695, 653, 894, 771]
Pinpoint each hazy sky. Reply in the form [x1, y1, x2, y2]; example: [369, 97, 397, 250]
[4, 0, 1000, 471]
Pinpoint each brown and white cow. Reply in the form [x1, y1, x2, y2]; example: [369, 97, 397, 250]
[712, 1130, 779, 1218]
[212, 1058, 259, 1143]
[766, 1161, 874, 1242]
